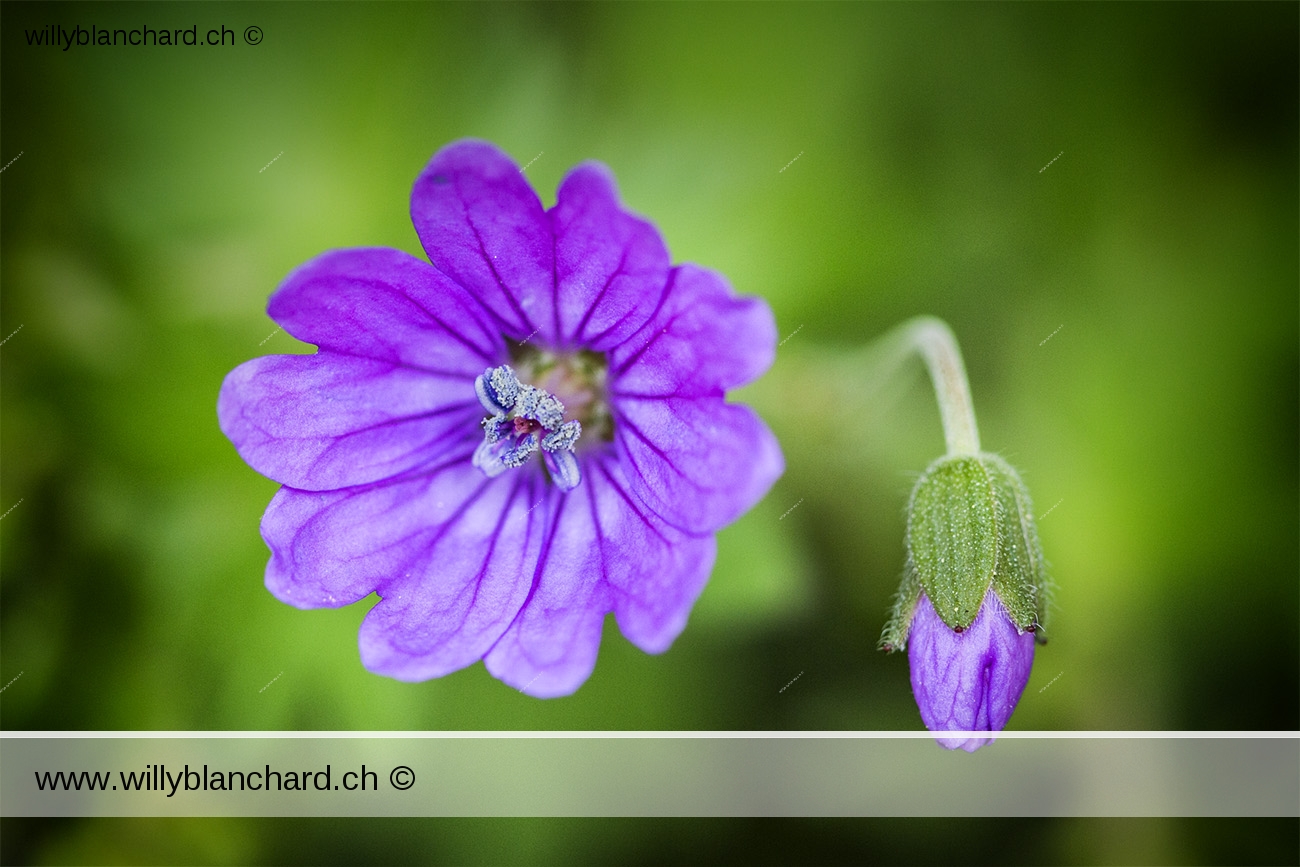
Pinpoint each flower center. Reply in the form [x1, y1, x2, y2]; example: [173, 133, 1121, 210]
[512, 346, 613, 440]
[470, 347, 610, 493]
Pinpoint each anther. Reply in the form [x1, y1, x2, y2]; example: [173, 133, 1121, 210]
[472, 365, 584, 492]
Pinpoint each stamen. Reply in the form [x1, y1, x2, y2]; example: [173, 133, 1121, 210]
[545, 449, 581, 493]
[541, 420, 581, 453]
[475, 365, 521, 416]
[472, 365, 585, 492]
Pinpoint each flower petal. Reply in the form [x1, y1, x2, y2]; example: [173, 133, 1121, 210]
[268, 247, 503, 370]
[481, 471, 611, 698]
[593, 459, 717, 654]
[610, 264, 778, 399]
[219, 354, 483, 491]
[410, 140, 555, 342]
[484, 454, 715, 698]
[602, 263, 782, 532]
[908, 589, 1036, 752]
[356, 473, 554, 682]
[613, 395, 783, 535]
[266, 450, 554, 682]
[218, 247, 503, 490]
[550, 163, 671, 350]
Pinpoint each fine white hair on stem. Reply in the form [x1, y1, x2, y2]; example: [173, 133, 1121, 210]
[865, 316, 981, 456]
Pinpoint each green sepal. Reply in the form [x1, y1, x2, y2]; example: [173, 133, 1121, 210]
[901, 453, 1045, 634]
[982, 453, 1046, 631]
[878, 563, 922, 652]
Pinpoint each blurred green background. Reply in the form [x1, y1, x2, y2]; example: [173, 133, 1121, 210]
[2, 2, 1295, 864]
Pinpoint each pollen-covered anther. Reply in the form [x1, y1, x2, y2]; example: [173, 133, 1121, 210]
[472, 365, 585, 491]
[541, 420, 581, 452]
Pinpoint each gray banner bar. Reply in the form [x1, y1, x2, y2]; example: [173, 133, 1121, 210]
[2, 734, 1296, 817]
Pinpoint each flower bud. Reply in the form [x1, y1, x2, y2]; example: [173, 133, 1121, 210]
[880, 453, 1048, 751]
[907, 588, 1036, 751]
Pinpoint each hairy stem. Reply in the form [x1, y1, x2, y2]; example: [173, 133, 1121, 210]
[743, 315, 981, 459]
[885, 316, 980, 456]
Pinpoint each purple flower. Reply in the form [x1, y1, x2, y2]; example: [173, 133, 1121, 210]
[218, 140, 783, 696]
[907, 588, 1036, 752]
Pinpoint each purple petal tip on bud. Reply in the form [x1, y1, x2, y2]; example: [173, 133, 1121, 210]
[907, 588, 1035, 752]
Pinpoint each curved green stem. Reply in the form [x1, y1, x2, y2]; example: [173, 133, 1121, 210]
[743, 315, 981, 459]
[890, 317, 980, 456]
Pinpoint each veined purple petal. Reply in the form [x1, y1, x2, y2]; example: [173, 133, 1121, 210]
[611, 264, 778, 398]
[268, 247, 504, 370]
[220, 354, 483, 491]
[482, 491, 611, 698]
[267, 453, 552, 682]
[410, 140, 554, 342]
[263, 450, 494, 604]
[550, 163, 671, 350]
[593, 458, 716, 654]
[356, 473, 554, 682]
[602, 262, 783, 533]
[218, 247, 507, 490]
[908, 589, 1036, 752]
[614, 395, 783, 535]
[484, 454, 715, 697]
